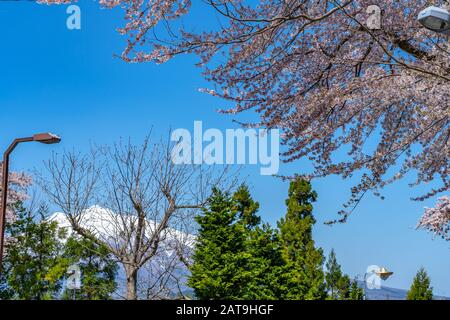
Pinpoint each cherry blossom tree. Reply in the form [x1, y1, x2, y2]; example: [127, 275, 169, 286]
[0, 166, 32, 257]
[38, 0, 449, 225]
[0, 165, 31, 225]
[418, 196, 450, 241]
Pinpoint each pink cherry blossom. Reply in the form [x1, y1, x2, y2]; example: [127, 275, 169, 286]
[0, 164, 31, 224]
[418, 196, 450, 241]
[38, 1, 449, 227]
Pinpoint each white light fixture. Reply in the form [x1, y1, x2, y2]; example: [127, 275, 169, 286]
[418, 6, 450, 35]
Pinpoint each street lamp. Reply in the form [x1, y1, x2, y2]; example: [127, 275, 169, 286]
[0, 133, 61, 272]
[360, 266, 394, 300]
[418, 6, 450, 35]
[375, 267, 394, 280]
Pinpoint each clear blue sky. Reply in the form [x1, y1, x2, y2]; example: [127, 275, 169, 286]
[0, 2, 448, 296]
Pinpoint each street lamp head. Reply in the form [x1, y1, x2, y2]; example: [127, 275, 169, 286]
[418, 6, 450, 35]
[33, 133, 61, 144]
[376, 267, 393, 280]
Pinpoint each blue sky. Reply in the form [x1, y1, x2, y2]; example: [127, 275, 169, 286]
[0, 2, 449, 296]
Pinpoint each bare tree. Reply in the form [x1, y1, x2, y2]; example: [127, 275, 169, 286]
[36, 135, 235, 300]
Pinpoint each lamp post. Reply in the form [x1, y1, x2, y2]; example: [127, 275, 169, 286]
[358, 266, 393, 300]
[0, 133, 61, 273]
[418, 6, 450, 34]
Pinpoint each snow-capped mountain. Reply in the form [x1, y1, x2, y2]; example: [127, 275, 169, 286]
[49, 205, 196, 299]
[48, 205, 196, 249]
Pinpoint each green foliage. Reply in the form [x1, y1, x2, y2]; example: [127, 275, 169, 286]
[0, 202, 118, 300]
[325, 249, 363, 300]
[188, 185, 283, 299]
[188, 187, 249, 299]
[0, 203, 67, 300]
[406, 267, 433, 300]
[189, 180, 361, 300]
[348, 280, 364, 300]
[240, 224, 285, 299]
[61, 237, 118, 300]
[277, 178, 326, 299]
[0, 266, 14, 300]
[325, 249, 345, 299]
[232, 185, 261, 228]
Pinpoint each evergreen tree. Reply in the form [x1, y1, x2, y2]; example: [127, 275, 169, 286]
[232, 184, 261, 228]
[188, 187, 250, 299]
[0, 202, 118, 300]
[325, 249, 363, 300]
[277, 178, 326, 299]
[406, 267, 433, 300]
[1, 204, 67, 300]
[241, 223, 285, 299]
[189, 184, 283, 300]
[188, 181, 360, 300]
[61, 236, 118, 300]
[348, 280, 364, 300]
[0, 270, 13, 300]
[325, 249, 342, 299]
[233, 185, 286, 299]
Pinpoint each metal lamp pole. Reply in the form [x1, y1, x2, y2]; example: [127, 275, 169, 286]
[363, 272, 369, 300]
[0, 133, 61, 273]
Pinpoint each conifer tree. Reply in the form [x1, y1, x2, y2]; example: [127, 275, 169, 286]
[242, 223, 285, 300]
[232, 185, 261, 229]
[189, 181, 361, 300]
[325, 249, 344, 299]
[325, 249, 350, 300]
[325, 249, 363, 300]
[348, 280, 364, 300]
[277, 178, 326, 299]
[406, 267, 433, 300]
[189, 185, 284, 300]
[233, 185, 281, 299]
[61, 236, 118, 300]
[0, 203, 118, 300]
[1, 204, 67, 300]
[188, 188, 250, 299]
